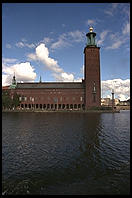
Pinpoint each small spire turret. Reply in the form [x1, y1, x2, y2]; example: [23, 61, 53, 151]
[12, 72, 16, 85]
[10, 72, 17, 89]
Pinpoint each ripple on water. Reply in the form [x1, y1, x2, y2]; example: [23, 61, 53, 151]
[2, 111, 130, 195]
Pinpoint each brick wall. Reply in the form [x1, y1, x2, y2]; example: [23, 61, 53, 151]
[84, 46, 101, 109]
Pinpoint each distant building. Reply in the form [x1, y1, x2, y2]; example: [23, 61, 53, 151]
[114, 98, 120, 105]
[2, 86, 10, 90]
[101, 98, 129, 107]
[119, 100, 130, 106]
[101, 98, 119, 106]
[101, 98, 111, 106]
[2, 27, 101, 110]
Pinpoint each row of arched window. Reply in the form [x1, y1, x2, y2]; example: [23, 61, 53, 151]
[19, 103, 85, 110]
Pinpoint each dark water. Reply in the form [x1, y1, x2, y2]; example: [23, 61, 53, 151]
[2, 111, 130, 195]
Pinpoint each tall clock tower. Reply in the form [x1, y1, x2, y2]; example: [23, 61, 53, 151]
[84, 27, 101, 109]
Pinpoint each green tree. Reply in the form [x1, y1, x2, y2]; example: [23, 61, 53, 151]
[12, 92, 20, 108]
[2, 90, 12, 109]
[2, 90, 20, 110]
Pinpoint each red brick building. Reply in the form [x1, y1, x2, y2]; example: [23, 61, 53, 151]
[3, 27, 101, 110]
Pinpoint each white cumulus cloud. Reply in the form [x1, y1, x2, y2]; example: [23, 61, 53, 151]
[35, 43, 63, 73]
[2, 61, 37, 86]
[52, 72, 74, 82]
[101, 78, 130, 101]
[27, 43, 75, 82]
[2, 74, 12, 86]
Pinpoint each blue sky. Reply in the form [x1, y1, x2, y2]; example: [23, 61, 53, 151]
[2, 3, 130, 100]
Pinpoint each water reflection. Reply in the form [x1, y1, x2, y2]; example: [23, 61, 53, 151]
[2, 111, 130, 195]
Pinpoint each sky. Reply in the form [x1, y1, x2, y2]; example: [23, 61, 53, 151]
[2, 3, 130, 101]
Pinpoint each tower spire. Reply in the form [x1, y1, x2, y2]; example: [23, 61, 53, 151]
[111, 89, 115, 111]
[39, 75, 42, 83]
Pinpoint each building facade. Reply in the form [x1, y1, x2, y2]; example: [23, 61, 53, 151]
[3, 27, 101, 110]
[101, 98, 120, 106]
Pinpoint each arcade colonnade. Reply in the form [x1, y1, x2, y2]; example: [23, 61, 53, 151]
[19, 103, 85, 110]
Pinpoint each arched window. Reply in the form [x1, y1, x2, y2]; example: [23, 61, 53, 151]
[70, 104, 73, 109]
[82, 104, 85, 110]
[62, 104, 65, 109]
[25, 104, 27, 108]
[66, 104, 69, 109]
[43, 104, 46, 109]
[78, 104, 81, 109]
[21, 104, 24, 108]
[58, 104, 61, 109]
[74, 104, 77, 109]
[36, 104, 38, 109]
[29, 104, 31, 109]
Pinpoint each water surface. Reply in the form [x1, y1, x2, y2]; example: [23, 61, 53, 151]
[2, 111, 130, 195]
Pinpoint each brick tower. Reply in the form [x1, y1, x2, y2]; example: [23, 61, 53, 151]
[84, 27, 101, 109]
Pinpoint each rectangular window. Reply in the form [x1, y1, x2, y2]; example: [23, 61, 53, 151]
[80, 97, 83, 101]
[93, 94, 96, 102]
[72, 97, 75, 101]
[60, 96, 62, 102]
[66, 97, 69, 101]
[53, 97, 58, 103]
[21, 96, 24, 101]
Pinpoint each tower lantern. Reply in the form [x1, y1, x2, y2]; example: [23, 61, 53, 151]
[86, 26, 97, 47]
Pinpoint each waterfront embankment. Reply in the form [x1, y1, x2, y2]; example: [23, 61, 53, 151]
[2, 109, 120, 113]
[115, 105, 130, 110]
